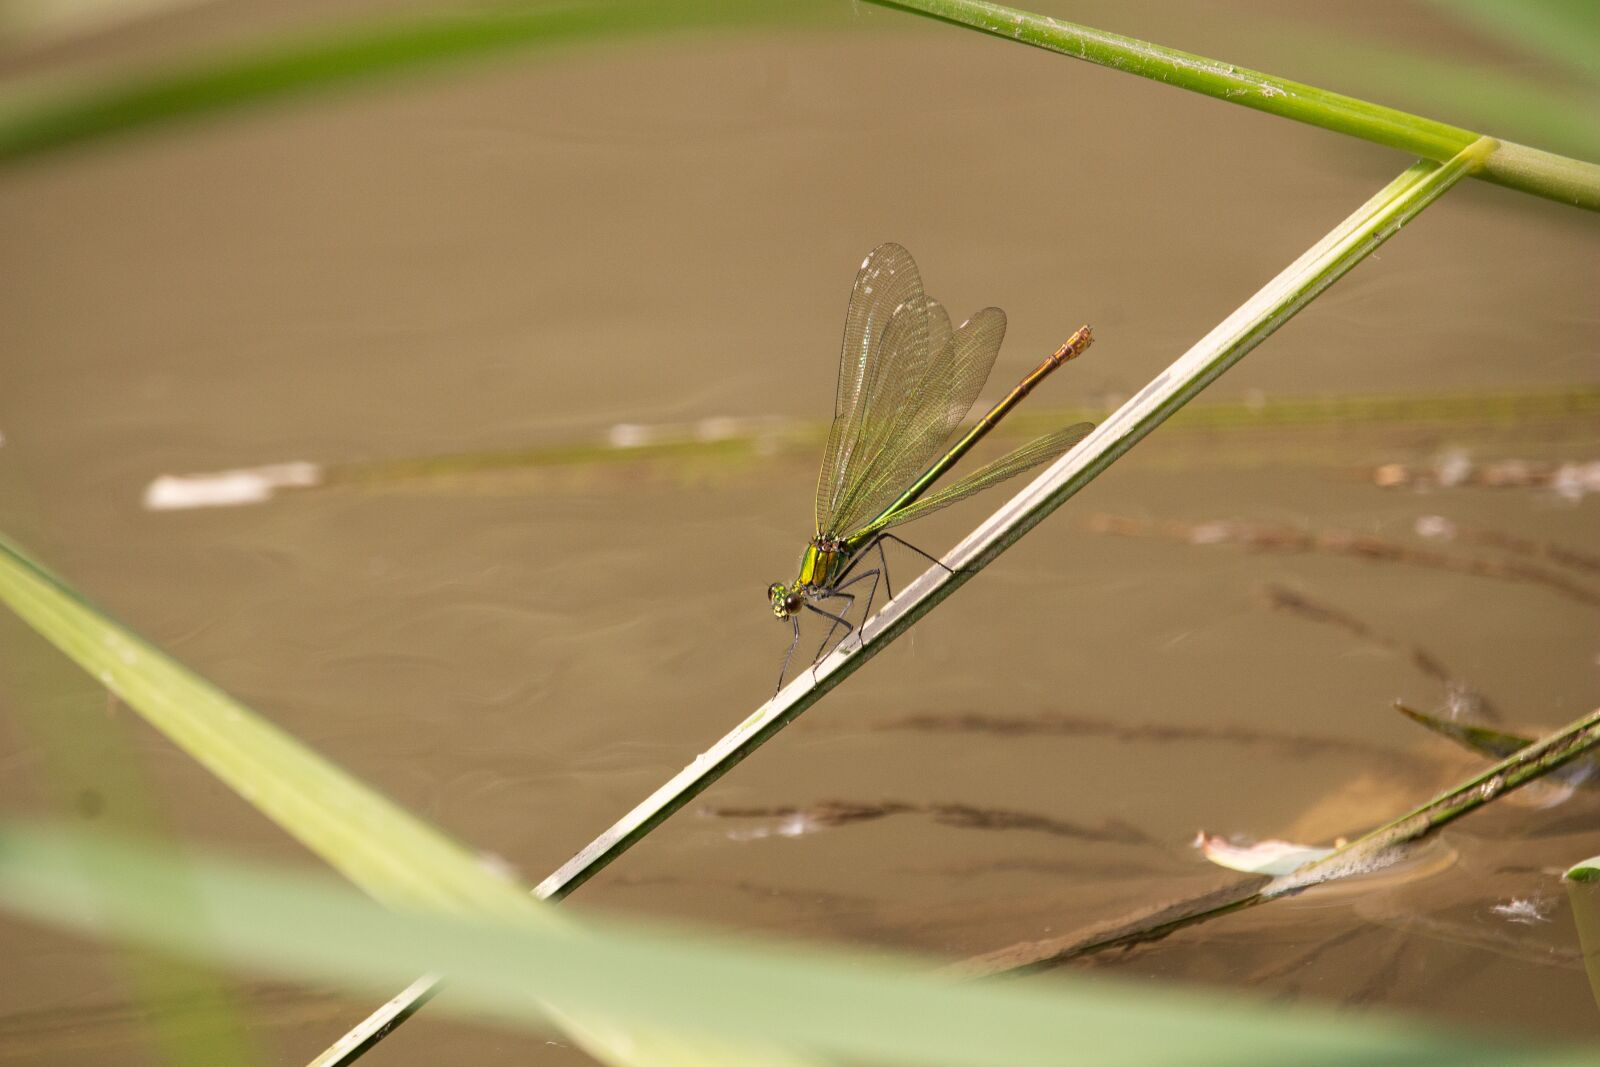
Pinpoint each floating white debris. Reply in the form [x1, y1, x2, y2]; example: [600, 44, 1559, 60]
[1490, 897, 1551, 924]
[1187, 521, 1232, 545]
[606, 423, 655, 448]
[694, 416, 743, 442]
[1435, 449, 1473, 488]
[1553, 460, 1600, 502]
[1194, 832, 1335, 875]
[724, 812, 820, 842]
[143, 461, 321, 511]
[1414, 514, 1457, 540]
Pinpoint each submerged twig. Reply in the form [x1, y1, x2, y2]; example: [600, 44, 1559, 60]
[1087, 513, 1600, 608]
[878, 710, 1419, 767]
[707, 800, 1154, 845]
[1412, 521, 1600, 578]
[1374, 457, 1600, 500]
[1260, 584, 1497, 720]
[139, 387, 1600, 511]
[1396, 704, 1600, 790]
[951, 704, 1600, 978]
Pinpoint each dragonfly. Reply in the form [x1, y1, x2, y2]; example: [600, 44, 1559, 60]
[768, 242, 1095, 690]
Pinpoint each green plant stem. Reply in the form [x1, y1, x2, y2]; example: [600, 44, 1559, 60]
[870, 0, 1600, 210]
[1395, 703, 1600, 778]
[1276, 703, 1600, 892]
[955, 702, 1600, 977]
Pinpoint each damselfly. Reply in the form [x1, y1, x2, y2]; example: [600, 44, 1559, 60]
[769, 242, 1095, 689]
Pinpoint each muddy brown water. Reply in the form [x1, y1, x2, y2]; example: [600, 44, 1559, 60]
[2, 2, 1598, 1063]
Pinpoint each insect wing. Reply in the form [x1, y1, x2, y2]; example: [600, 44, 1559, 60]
[827, 305, 1006, 538]
[860, 422, 1094, 533]
[814, 243, 931, 536]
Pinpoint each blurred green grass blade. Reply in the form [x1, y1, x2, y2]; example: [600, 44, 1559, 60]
[1432, 0, 1600, 84]
[0, 531, 535, 916]
[0, 533, 830, 1067]
[137, 386, 1600, 514]
[1, 612, 264, 1066]
[327, 386, 1600, 481]
[3, 820, 1582, 1067]
[0, 0, 818, 164]
[870, 0, 1600, 209]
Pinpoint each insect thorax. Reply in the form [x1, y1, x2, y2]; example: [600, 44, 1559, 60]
[798, 537, 850, 591]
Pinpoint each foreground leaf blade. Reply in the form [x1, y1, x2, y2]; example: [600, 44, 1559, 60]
[0, 533, 525, 915]
[0, 534, 827, 1067]
[0, 821, 1579, 1067]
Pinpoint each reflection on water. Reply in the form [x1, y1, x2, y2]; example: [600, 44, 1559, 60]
[1, 1, 1598, 1063]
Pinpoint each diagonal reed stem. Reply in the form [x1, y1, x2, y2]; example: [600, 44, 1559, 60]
[309, 139, 1494, 1063]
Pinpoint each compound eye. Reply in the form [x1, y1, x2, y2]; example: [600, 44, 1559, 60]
[785, 594, 801, 612]
[767, 583, 783, 599]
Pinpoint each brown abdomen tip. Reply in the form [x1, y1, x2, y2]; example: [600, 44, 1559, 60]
[1055, 325, 1094, 363]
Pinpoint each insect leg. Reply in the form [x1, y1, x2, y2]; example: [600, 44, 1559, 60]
[830, 535, 895, 637]
[828, 543, 889, 606]
[803, 602, 855, 685]
[774, 614, 801, 697]
[831, 565, 884, 640]
[810, 589, 856, 665]
[878, 532, 956, 576]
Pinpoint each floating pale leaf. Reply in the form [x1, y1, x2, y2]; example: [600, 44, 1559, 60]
[1194, 833, 1336, 875]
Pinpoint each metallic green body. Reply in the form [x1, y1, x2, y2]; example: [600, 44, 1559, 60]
[770, 539, 847, 618]
[770, 325, 1094, 621]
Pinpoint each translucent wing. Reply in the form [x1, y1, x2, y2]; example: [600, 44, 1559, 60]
[815, 243, 931, 535]
[858, 422, 1094, 534]
[825, 306, 1006, 537]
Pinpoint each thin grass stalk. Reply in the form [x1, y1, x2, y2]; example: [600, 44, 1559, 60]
[870, 0, 1600, 210]
[1274, 704, 1600, 892]
[1396, 703, 1600, 781]
[954, 703, 1600, 977]
[311, 140, 1490, 1061]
